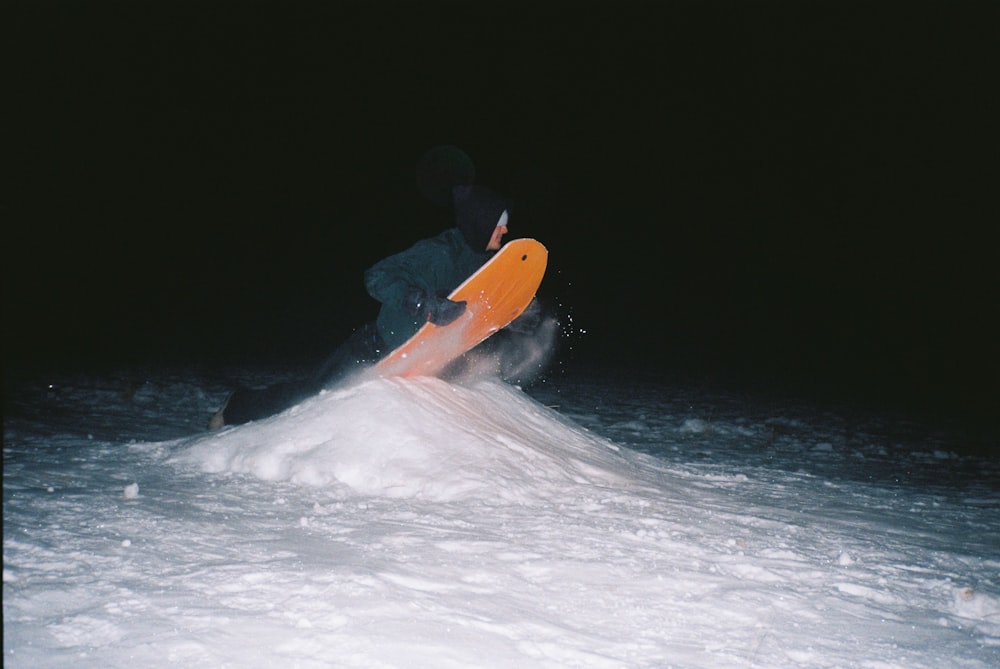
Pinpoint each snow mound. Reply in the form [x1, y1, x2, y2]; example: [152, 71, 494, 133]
[173, 376, 628, 502]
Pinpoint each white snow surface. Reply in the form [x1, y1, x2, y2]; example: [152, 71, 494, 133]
[3, 363, 999, 668]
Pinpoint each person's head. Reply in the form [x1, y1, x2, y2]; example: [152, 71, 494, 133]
[453, 184, 512, 253]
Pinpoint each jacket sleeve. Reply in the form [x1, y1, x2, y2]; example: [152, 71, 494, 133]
[363, 237, 451, 350]
[363, 230, 486, 350]
[364, 238, 440, 309]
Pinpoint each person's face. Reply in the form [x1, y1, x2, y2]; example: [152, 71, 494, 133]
[486, 224, 508, 251]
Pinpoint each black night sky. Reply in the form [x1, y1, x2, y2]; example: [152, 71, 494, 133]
[5, 2, 998, 436]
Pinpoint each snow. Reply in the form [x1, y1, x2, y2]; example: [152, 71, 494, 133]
[3, 363, 999, 668]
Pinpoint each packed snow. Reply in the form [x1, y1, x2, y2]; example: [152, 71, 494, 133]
[3, 360, 998, 668]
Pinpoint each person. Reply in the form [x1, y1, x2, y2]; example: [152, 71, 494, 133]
[208, 183, 529, 429]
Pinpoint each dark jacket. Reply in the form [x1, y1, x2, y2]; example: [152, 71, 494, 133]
[364, 227, 491, 350]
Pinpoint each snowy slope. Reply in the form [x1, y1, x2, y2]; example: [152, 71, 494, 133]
[3, 365, 998, 668]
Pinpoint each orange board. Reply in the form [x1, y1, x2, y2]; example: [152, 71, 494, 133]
[375, 238, 548, 378]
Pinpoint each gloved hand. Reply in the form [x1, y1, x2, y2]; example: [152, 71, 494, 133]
[403, 287, 467, 326]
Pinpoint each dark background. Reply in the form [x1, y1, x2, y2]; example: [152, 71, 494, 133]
[5, 2, 997, 435]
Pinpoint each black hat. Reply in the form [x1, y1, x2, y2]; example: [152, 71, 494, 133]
[453, 184, 512, 252]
